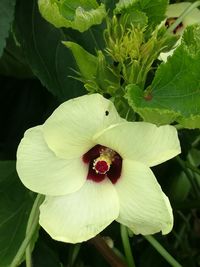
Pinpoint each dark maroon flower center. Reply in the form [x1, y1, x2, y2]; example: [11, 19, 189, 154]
[82, 145, 122, 184]
[165, 17, 184, 34]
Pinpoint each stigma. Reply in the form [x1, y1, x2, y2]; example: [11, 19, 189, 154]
[93, 148, 116, 174]
[83, 145, 122, 184]
[93, 156, 111, 174]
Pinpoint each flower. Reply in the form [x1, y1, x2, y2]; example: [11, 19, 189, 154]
[17, 94, 181, 243]
[160, 2, 200, 61]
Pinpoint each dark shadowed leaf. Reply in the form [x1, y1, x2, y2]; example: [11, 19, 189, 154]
[0, 0, 16, 57]
[0, 161, 35, 267]
[15, 0, 86, 101]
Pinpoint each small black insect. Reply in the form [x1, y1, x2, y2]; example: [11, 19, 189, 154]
[105, 110, 109, 116]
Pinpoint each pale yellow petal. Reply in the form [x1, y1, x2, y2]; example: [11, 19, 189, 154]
[39, 179, 119, 243]
[94, 122, 180, 167]
[17, 126, 87, 196]
[43, 94, 123, 159]
[116, 159, 173, 235]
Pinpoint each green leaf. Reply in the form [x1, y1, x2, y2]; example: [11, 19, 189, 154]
[119, 9, 148, 29]
[38, 0, 107, 32]
[15, 0, 85, 101]
[126, 25, 200, 129]
[114, 0, 168, 28]
[0, 33, 33, 78]
[63, 42, 121, 94]
[62, 41, 98, 80]
[0, 0, 16, 57]
[95, 51, 120, 94]
[168, 171, 190, 203]
[0, 161, 35, 267]
[57, 0, 98, 20]
[182, 24, 200, 55]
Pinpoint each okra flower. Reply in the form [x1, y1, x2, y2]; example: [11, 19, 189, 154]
[17, 94, 181, 243]
[160, 2, 200, 61]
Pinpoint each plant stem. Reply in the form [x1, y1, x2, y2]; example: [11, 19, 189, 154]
[144, 235, 182, 267]
[89, 235, 127, 267]
[185, 161, 200, 176]
[69, 244, 81, 267]
[25, 246, 32, 267]
[10, 194, 45, 267]
[120, 225, 136, 267]
[25, 194, 45, 267]
[167, 1, 200, 34]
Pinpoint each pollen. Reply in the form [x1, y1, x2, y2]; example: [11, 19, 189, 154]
[93, 148, 115, 174]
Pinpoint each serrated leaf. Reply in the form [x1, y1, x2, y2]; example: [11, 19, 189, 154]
[0, 0, 16, 57]
[118, 9, 148, 29]
[15, 0, 85, 101]
[0, 161, 35, 267]
[126, 25, 200, 129]
[114, 0, 168, 28]
[38, 0, 106, 32]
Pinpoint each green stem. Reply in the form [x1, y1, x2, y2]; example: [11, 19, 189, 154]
[25, 194, 44, 267]
[69, 244, 81, 267]
[192, 135, 200, 147]
[144, 235, 182, 267]
[25, 246, 32, 267]
[120, 225, 136, 267]
[89, 235, 127, 267]
[10, 194, 45, 267]
[167, 1, 200, 34]
[185, 161, 200, 176]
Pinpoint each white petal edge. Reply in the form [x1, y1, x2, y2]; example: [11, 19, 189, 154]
[159, 38, 181, 62]
[17, 126, 87, 196]
[39, 179, 119, 243]
[115, 159, 173, 235]
[166, 3, 200, 27]
[159, 3, 200, 62]
[43, 94, 123, 159]
[94, 122, 181, 167]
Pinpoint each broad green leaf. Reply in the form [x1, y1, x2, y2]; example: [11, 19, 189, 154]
[0, 161, 35, 267]
[38, 0, 107, 32]
[15, 0, 85, 101]
[62, 41, 98, 80]
[119, 9, 148, 29]
[126, 25, 200, 129]
[0, 0, 16, 57]
[0, 33, 33, 78]
[168, 171, 190, 203]
[114, 0, 168, 28]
